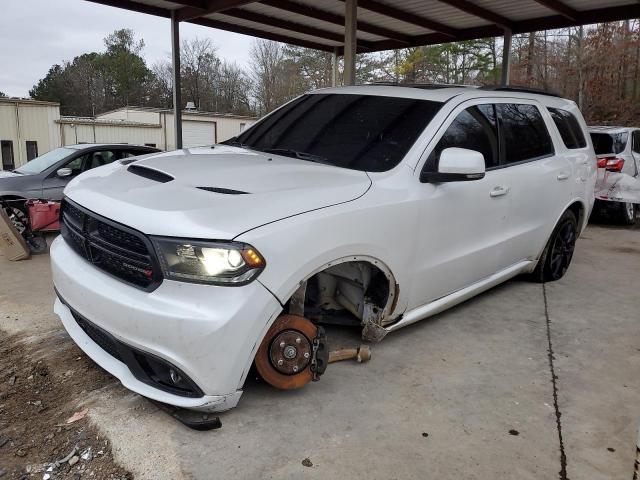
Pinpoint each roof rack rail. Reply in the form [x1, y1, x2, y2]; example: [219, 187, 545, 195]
[478, 85, 562, 98]
[366, 82, 475, 90]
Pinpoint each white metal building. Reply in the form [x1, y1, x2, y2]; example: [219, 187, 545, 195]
[0, 100, 256, 170]
[0, 98, 62, 170]
[61, 106, 256, 151]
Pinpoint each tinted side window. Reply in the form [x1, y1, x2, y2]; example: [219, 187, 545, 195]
[547, 108, 587, 149]
[121, 150, 148, 159]
[590, 132, 628, 155]
[424, 104, 499, 171]
[64, 156, 84, 176]
[498, 104, 554, 164]
[84, 150, 116, 171]
[66, 151, 116, 175]
[633, 131, 640, 154]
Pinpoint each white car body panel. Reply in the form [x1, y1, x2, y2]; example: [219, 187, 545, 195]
[65, 146, 371, 239]
[52, 86, 596, 411]
[595, 170, 640, 203]
[51, 235, 281, 411]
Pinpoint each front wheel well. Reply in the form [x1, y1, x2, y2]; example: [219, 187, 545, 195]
[284, 258, 398, 337]
[0, 195, 28, 213]
[1, 195, 27, 202]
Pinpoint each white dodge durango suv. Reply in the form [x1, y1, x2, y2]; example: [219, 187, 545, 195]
[51, 85, 596, 412]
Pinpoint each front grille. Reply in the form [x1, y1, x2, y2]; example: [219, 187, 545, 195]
[60, 199, 161, 290]
[73, 311, 123, 362]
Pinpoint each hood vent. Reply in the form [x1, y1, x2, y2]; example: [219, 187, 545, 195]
[128, 165, 174, 183]
[197, 187, 249, 195]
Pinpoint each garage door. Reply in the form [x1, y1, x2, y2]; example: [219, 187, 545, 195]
[183, 121, 216, 148]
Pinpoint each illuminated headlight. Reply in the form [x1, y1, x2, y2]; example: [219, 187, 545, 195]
[151, 237, 265, 285]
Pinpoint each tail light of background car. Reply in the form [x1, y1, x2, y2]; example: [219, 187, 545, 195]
[597, 156, 625, 172]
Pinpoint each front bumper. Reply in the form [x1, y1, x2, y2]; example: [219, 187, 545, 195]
[51, 236, 282, 412]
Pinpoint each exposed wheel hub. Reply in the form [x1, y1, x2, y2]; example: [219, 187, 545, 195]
[269, 330, 311, 374]
[255, 314, 328, 390]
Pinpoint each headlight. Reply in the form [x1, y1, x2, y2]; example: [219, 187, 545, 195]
[151, 237, 265, 286]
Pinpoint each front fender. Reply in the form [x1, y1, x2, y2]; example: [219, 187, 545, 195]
[236, 197, 418, 318]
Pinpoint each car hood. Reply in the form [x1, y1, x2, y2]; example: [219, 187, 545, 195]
[0, 171, 21, 179]
[64, 146, 371, 239]
[0, 172, 35, 192]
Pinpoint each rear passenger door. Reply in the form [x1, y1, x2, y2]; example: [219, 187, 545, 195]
[498, 102, 572, 265]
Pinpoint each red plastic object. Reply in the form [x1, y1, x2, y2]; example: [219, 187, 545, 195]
[27, 200, 60, 232]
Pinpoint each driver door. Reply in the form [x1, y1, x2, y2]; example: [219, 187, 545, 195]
[41, 150, 115, 200]
[408, 102, 511, 309]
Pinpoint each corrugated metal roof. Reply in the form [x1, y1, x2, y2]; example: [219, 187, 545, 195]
[0, 97, 60, 107]
[85, 0, 640, 52]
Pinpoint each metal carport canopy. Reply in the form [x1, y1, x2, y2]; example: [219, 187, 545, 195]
[86, 0, 640, 53]
[84, 0, 640, 148]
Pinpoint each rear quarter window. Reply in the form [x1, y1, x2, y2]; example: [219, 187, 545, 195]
[548, 107, 587, 149]
[590, 132, 628, 155]
[497, 104, 554, 164]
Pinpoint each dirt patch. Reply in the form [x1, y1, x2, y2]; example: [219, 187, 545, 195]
[0, 330, 132, 479]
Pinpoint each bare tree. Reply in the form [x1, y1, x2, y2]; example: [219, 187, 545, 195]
[250, 40, 306, 115]
[181, 37, 220, 110]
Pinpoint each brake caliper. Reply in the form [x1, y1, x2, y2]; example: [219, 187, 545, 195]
[310, 325, 329, 381]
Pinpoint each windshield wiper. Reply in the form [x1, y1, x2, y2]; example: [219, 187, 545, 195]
[222, 138, 250, 149]
[261, 148, 330, 164]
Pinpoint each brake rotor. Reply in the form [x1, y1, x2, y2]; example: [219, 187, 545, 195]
[255, 314, 318, 390]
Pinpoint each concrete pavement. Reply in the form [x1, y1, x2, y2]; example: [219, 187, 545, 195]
[1, 223, 638, 479]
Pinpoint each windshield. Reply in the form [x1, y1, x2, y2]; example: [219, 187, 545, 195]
[229, 94, 443, 172]
[590, 132, 628, 155]
[14, 147, 76, 175]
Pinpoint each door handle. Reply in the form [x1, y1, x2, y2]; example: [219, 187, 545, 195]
[557, 172, 570, 181]
[489, 186, 509, 197]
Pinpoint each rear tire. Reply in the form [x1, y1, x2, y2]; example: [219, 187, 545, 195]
[530, 210, 578, 283]
[619, 202, 636, 225]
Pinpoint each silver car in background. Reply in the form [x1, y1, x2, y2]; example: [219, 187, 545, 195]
[589, 126, 640, 224]
[0, 143, 160, 205]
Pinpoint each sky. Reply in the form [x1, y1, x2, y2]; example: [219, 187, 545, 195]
[0, 0, 254, 97]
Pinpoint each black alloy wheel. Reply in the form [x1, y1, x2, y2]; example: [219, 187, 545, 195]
[547, 219, 577, 280]
[531, 210, 578, 283]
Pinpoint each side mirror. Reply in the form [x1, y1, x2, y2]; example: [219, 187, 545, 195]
[57, 168, 73, 178]
[421, 147, 486, 183]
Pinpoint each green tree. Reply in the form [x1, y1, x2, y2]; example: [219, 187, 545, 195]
[30, 29, 152, 115]
[394, 41, 493, 85]
[0, 91, 6, 97]
[30, 64, 66, 104]
[30, 54, 105, 116]
[283, 45, 333, 89]
[101, 29, 152, 108]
